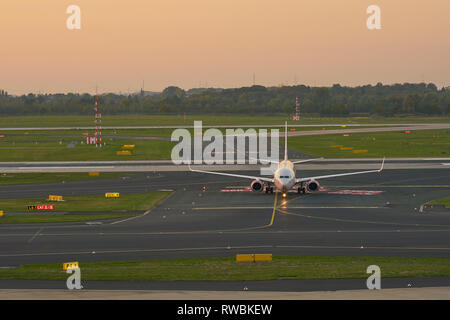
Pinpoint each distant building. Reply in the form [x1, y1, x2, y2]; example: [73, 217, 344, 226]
[86, 135, 97, 145]
[131, 90, 160, 97]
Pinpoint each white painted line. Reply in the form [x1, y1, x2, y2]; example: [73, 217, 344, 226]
[110, 191, 176, 225]
[110, 210, 152, 225]
[17, 166, 115, 170]
[27, 228, 42, 243]
[220, 188, 251, 192]
[2, 244, 450, 258]
[326, 190, 384, 195]
[2, 228, 450, 238]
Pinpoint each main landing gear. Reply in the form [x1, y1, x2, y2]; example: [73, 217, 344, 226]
[297, 187, 306, 194]
[297, 183, 306, 194]
[265, 186, 274, 194]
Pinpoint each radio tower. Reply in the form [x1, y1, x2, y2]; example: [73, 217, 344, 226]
[293, 96, 300, 121]
[94, 97, 102, 148]
[98, 100, 102, 147]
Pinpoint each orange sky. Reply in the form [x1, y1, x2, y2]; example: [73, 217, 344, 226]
[1, 0, 449, 94]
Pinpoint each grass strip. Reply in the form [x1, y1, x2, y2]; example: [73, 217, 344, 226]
[0, 256, 449, 281]
[0, 192, 171, 223]
[427, 197, 450, 208]
[0, 173, 135, 185]
[288, 129, 450, 158]
[0, 214, 140, 224]
[1, 115, 450, 128]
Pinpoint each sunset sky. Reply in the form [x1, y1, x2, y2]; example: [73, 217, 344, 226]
[1, 0, 449, 94]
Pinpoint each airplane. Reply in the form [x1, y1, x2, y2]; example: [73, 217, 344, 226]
[189, 122, 385, 197]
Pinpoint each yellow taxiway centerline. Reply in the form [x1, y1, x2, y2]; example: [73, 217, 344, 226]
[268, 192, 277, 227]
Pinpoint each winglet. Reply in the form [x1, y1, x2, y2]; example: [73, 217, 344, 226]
[378, 157, 385, 173]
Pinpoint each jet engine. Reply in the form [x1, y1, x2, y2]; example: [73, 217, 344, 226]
[250, 180, 264, 192]
[306, 180, 320, 192]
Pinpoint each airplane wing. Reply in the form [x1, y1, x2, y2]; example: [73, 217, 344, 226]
[253, 157, 322, 165]
[188, 164, 274, 182]
[247, 155, 279, 164]
[296, 157, 385, 183]
[292, 158, 323, 164]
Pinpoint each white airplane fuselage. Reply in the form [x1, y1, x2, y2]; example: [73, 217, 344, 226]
[189, 121, 384, 195]
[273, 160, 296, 193]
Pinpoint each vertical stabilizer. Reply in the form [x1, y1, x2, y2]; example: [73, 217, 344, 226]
[284, 121, 288, 161]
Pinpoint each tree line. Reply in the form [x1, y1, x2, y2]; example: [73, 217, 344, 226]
[0, 83, 449, 117]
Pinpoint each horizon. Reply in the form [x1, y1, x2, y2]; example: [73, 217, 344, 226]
[2, 81, 447, 97]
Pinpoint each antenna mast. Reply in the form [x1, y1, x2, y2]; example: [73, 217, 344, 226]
[292, 96, 300, 121]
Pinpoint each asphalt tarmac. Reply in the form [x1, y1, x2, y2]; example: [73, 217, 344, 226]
[0, 165, 449, 292]
[1, 277, 450, 292]
[1, 158, 449, 173]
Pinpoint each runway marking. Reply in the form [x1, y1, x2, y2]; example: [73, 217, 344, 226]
[0, 245, 277, 258]
[2, 228, 450, 238]
[105, 193, 279, 235]
[2, 244, 450, 258]
[109, 210, 152, 225]
[190, 192, 277, 232]
[110, 191, 176, 225]
[220, 188, 251, 192]
[275, 245, 450, 251]
[282, 206, 381, 209]
[194, 206, 274, 210]
[278, 193, 308, 207]
[194, 205, 381, 210]
[225, 185, 450, 189]
[0, 211, 280, 236]
[16, 166, 115, 170]
[277, 208, 450, 228]
[188, 192, 278, 232]
[268, 192, 277, 227]
[27, 228, 42, 243]
[220, 189, 317, 193]
[326, 190, 384, 195]
[327, 185, 450, 188]
[224, 186, 250, 188]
